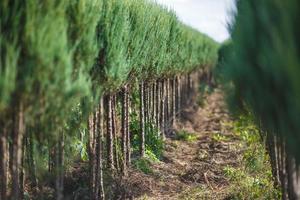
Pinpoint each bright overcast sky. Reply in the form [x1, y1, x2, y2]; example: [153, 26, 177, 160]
[154, 0, 236, 43]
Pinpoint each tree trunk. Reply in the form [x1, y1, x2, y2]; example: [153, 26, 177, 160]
[176, 76, 181, 120]
[121, 86, 128, 175]
[279, 142, 289, 200]
[165, 78, 170, 134]
[187, 74, 191, 102]
[98, 98, 105, 200]
[152, 83, 156, 125]
[160, 80, 165, 139]
[155, 80, 160, 131]
[126, 87, 131, 167]
[55, 132, 64, 200]
[26, 131, 38, 188]
[0, 121, 8, 200]
[11, 101, 25, 200]
[144, 83, 149, 125]
[93, 98, 105, 200]
[20, 136, 26, 199]
[139, 82, 145, 157]
[172, 78, 176, 128]
[287, 154, 300, 200]
[106, 94, 115, 169]
[112, 94, 119, 171]
[88, 113, 96, 198]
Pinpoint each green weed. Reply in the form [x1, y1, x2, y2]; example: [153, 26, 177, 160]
[175, 130, 197, 142]
[223, 115, 281, 199]
[212, 133, 229, 142]
[130, 113, 164, 160]
[133, 158, 153, 175]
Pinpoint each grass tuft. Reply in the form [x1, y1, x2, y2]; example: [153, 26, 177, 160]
[175, 130, 198, 142]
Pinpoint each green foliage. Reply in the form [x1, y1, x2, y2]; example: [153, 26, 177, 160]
[133, 158, 153, 175]
[0, 0, 218, 190]
[93, 0, 218, 90]
[130, 116, 164, 159]
[197, 82, 214, 106]
[175, 130, 198, 142]
[222, 115, 281, 200]
[223, 165, 280, 200]
[223, 0, 300, 163]
[212, 133, 229, 142]
[144, 123, 164, 158]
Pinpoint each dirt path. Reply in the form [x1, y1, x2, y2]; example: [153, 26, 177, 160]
[122, 89, 246, 200]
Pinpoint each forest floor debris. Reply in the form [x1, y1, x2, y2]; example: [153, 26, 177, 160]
[121, 89, 279, 200]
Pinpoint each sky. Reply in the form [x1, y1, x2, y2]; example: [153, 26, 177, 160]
[154, 0, 236, 42]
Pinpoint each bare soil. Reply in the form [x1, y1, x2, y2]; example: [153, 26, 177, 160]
[119, 89, 246, 200]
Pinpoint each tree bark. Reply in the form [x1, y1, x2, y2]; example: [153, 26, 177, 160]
[126, 88, 131, 167]
[121, 86, 128, 176]
[98, 98, 105, 200]
[93, 98, 105, 200]
[160, 80, 165, 139]
[144, 83, 149, 125]
[11, 101, 25, 200]
[287, 154, 300, 200]
[26, 131, 38, 188]
[279, 142, 289, 200]
[55, 132, 64, 200]
[20, 136, 26, 199]
[151, 83, 155, 123]
[106, 94, 114, 170]
[139, 82, 145, 157]
[187, 74, 191, 102]
[176, 76, 181, 120]
[0, 121, 8, 200]
[112, 94, 119, 171]
[155, 80, 160, 131]
[88, 112, 96, 198]
[172, 78, 176, 128]
[165, 78, 170, 134]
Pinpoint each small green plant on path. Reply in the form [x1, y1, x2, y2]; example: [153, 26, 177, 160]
[175, 130, 198, 142]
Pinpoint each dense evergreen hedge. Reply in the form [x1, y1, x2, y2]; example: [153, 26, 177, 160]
[224, 0, 300, 163]
[1, 0, 217, 130]
[0, 1, 218, 199]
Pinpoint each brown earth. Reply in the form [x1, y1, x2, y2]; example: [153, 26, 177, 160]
[118, 89, 246, 200]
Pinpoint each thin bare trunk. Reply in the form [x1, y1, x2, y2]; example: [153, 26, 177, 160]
[165, 78, 170, 134]
[11, 101, 25, 200]
[144, 83, 148, 125]
[55, 132, 64, 200]
[139, 82, 145, 157]
[112, 94, 119, 171]
[121, 86, 128, 175]
[88, 113, 96, 198]
[94, 108, 99, 200]
[160, 80, 165, 139]
[172, 78, 176, 128]
[267, 134, 280, 188]
[107, 94, 114, 170]
[27, 131, 37, 187]
[287, 154, 300, 200]
[20, 137, 26, 199]
[279, 142, 288, 200]
[126, 88, 131, 166]
[155, 80, 160, 131]
[148, 83, 151, 123]
[177, 76, 181, 120]
[0, 121, 8, 200]
[98, 98, 105, 200]
[93, 99, 105, 200]
[187, 74, 191, 102]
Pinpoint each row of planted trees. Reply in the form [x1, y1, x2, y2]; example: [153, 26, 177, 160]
[219, 0, 300, 199]
[0, 0, 218, 199]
